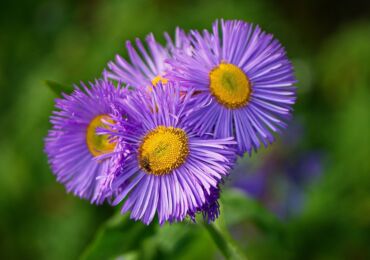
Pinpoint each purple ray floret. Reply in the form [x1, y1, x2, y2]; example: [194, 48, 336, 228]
[166, 19, 297, 155]
[45, 79, 128, 203]
[105, 28, 191, 89]
[105, 82, 237, 225]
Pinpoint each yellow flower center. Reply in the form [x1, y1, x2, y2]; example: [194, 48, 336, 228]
[138, 126, 189, 176]
[86, 115, 115, 157]
[148, 75, 168, 93]
[209, 63, 251, 109]
[151, 75, 168, 86]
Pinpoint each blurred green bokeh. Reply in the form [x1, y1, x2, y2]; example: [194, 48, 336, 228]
[0, 0, 369, 259]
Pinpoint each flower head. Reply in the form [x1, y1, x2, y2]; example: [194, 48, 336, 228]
[105, 28, 190, 90]
[167, 19, 297, 155]
[44, 80, 127, 203]
[106, 82, 236, 225]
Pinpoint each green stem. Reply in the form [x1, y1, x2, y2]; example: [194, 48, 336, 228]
[203, 222, 247, 260]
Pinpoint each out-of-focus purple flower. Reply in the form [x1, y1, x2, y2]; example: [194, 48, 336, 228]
[233, 168, 267, 199]
[167, 19, 297, 155]
[286, 152, 323, 184]
[104, 82, 237, 225]
[44, 80, 127, 203]
[231, 120, 324, 219]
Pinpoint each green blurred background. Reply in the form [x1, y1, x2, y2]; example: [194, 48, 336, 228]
[0, 0, 369, 259]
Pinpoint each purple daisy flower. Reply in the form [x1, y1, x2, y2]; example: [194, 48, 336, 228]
[167, 19, 297, 155]
[106, 83, 236, 225]
[44, 79, 127, 203]
[105, 28, 191, 90]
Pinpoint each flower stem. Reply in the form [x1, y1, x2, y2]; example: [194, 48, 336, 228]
[203, 221, 247, 260]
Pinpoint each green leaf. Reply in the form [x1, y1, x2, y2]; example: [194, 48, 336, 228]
[204, 220, 248, 260]
[203, 188, 285, 260]
[202, 195, 249, 260]
[221, 188, 283, 235]
[80, 212, 156, 260]
[155, 222, 194, 253]
[44, 80, 74, 96]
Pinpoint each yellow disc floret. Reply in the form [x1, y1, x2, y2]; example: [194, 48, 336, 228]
[209, 63, 251, 109]
[86, 115, 115, 157]
[151, 75, 168, 86]
[148, 75, 169, 93]
[138, 126, 189, 175]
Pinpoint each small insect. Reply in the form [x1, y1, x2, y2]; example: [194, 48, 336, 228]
[140, 156, 152, 173]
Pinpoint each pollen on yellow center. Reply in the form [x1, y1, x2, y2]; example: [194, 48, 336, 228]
[138, 126, 189, 176]
[151, 75, 168, 86]
[86, 115, 115, 157]
[209, 63, 251, 109]
[148, 75, 168, 93]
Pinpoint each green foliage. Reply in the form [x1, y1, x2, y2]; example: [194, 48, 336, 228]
[221, 189, 282, 234]
[203, 220, 247, 260]
[80, 191, 252, 260]
[80, 213, 156, 260]
[45, 80, 74, 96]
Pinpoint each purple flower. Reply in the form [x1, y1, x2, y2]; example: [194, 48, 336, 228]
[230, 120, 324, 219]
[105, 28, 190, 90]
[44, 80, 127, 203]
[167, 19, 297, 155]
[106, 83, 236, 225]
